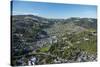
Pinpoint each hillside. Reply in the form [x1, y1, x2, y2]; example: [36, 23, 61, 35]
[11, 15, 97, 66]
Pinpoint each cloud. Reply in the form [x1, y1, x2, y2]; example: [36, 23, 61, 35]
[12, 10, 40, 15]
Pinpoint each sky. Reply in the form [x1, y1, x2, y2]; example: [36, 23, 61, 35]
[11, 0, 97, 19]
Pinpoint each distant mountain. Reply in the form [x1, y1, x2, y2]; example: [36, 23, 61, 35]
[12, 15, 97, 29]
[64, 17, 97, 29]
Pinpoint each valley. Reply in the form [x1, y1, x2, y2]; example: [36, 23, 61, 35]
[11, 15, 97, 66]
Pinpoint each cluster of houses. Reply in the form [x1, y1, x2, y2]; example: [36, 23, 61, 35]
[36, 35, 58, 47]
